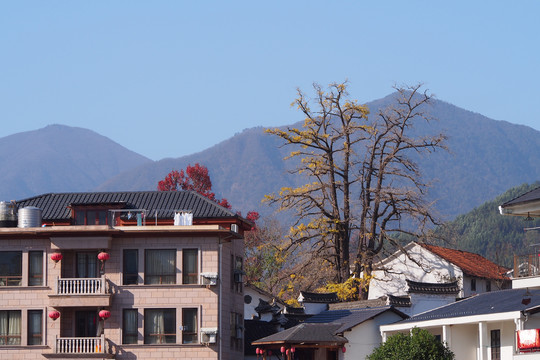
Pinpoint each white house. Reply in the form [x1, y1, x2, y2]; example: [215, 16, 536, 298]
[368, 242, 510, 304]
[380, 288, 540, 360]
[379, 187, 540, 360]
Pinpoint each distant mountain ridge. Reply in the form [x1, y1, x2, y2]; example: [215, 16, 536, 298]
[4, 93, 540, 224]
[0, 124, 151, 201]
[98, 94, 540, 221]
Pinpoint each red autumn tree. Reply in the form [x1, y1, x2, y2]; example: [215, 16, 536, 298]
[158, 163, 234, 208]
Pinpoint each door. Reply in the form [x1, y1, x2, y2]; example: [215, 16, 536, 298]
[75, 311, 98, 337]
[76, 252, 99, 278]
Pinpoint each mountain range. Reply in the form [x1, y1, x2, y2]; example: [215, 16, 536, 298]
[3, 94, 540, 224]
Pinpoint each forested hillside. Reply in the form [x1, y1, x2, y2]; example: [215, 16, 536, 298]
[436, 182, 540, 268]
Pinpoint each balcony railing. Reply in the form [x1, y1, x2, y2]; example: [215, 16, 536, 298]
[55, 335, 106, 354]
[56, 276, 107, 295]
[514, 254, 540, 278]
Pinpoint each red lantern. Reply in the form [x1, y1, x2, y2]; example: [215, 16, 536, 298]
[48, 311, 60, 320]
[286, 349, 290, 355]
[291, 347, 296, 353]
[342, 346, 347, 353]
[281, 346, 285, 353]
[50, 253, 63, 263]
[98, 310, 111, 320]
[97, 252, 110, 261]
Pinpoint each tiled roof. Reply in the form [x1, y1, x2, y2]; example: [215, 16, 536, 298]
[328, 298, 387, 310]
[254, 299, 280, 315]
[244, 320, 278, 355]
[406, 280, 460, 295]
[387, 295, 412, 307]
[299, 291, 339, 304]
[306, 306, 408, 333]
[501, 186, 540, 207]
[419, 243, 509, 280]
[283, 306, 305, 315]
[401, 288, 540, 323]
[14, 191, 239, 221]
[252, 323, 347, 345]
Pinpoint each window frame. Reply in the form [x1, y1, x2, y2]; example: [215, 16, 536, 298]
[491, 329, 501, 360]
[28, 251, 44, 286]
[123, 249, 139, 285]
[0, 251, 22, 287]
[144, 308, 176, 344]
[27, 310, 43, 346]
[182, 249, 198, 285]
[0, 310, 21, 345]
[182, 308, 198, 344]
[144, 249, 177, 285]
[122, 309, 138, 344]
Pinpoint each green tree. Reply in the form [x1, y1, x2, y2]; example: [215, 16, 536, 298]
[265, 82, 446, 296]
[367, 327, 454, 360]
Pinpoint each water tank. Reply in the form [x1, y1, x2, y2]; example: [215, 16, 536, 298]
[18, 207, 42, 228]
[0, 201, 17, 227]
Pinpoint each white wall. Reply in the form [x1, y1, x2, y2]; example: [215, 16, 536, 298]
[368, 243, 463, 300]
[244, 287, 274, 320]
[344, 312, 405, 360]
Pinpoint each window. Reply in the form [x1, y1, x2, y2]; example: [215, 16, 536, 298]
[144, 309, 175, 344]
[0, 310, 21, 345]
[145, 250, 176, 285]
[123, 309, 138, 344]
[230, 312, 242, 350]
[27, 310, 42, 345]
[0, 252, 22, 286]
[491, 329, 501, 360]
[76, 252, 99, 278]
[74, 209, 108, 225]
[232, 255, 243, 293]
[471, 278, 476, 292]
[486, 280, 491, 292]
[28, 251, 43, 286]
[182, 249, 198, 284]
[123, 249, 138, 285]
[182, 308, 198, 344]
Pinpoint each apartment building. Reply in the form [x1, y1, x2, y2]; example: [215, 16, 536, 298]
[0, 191, 250, 360]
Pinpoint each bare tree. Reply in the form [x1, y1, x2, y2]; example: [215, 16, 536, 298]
[265, 82, 446, 297]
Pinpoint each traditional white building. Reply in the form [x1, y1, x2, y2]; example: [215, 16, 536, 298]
[380, 187, 540, 360]
[369, 242, 511, 303]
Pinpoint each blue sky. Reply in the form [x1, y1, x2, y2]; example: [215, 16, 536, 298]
[1, 1, 538, 160]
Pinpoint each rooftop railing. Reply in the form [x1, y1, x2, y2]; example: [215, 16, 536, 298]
[514, 254, 540, 278]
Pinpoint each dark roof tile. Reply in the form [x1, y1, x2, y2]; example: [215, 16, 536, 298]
[406, 279, 460, 294]
[252, 323, 347, 345]
[15, 191, 240, 221]
[305, 306, 408, 333]
[401, 288, 540, 323]
[299, 291, 339, 304]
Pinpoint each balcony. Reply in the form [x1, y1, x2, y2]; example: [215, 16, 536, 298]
[49, 276, 111, 307]
[43, 335, 114, 359]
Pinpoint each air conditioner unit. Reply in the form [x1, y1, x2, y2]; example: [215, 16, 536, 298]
[201, 328, 218, 344]
[231, 224, 239, 233]
[201, 272, 219, 286]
